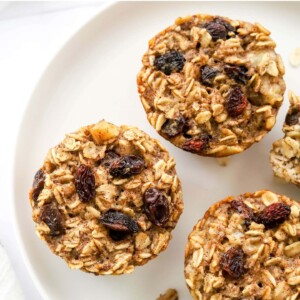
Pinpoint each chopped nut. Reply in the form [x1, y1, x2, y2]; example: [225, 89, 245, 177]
[138, 13, 284, 158]
[89, 120, 120, 144]
[157, 289, 178, 300]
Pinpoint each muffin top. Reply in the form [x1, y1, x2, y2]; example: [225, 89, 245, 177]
[184, 190, 300, 299]
[29, 120, 183, 275]
[137, 14, 285, 157]
[270, 91, 300, 187]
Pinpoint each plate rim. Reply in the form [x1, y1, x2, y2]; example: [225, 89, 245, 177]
[11, 2, 116, 299]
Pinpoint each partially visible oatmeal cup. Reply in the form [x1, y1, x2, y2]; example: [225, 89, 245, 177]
[29, 120, 183, 275]
[184, 190, 300, 299]
[137, 14, 285, 157]
[270, 91, 300, 187]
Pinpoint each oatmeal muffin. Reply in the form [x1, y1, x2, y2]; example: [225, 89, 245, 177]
[184, 190, 300, 299]
[270, 91, 300, 187]
[137, 14, 285, 157]
[29, 120, 183, 275]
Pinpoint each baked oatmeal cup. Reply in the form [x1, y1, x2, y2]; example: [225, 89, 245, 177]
[184, 190, 300, 299]
[137, 14, 285, 157]
[29, 120, 183, 275]
[270, 91, 300, 187]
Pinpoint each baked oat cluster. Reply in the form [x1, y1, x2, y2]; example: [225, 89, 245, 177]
[184, 190, 300, 299]
[29, 120, 183, 275]
[270, 91, 300, 187]
[137, 14, 286, 157]
[157, 288, 178, 300]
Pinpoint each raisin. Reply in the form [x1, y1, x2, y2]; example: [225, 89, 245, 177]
[154, 51, 186, 75]
[214, 17, 235, 33]
[182, 134, 210, 154]
[226, 86, 248, 117]
[101, 151, 120, 168]
[40, 204, 64, 236]
[74, 164, 95, 202]
[231, 199, 254, 226]
[161, 116, 185, 137]
[109, 155, 145, 178]
[100, 211, 140, 233]
[32, 169, 45, 201]
[182, 123, 192, 138]
[204, 22, 227, 41]
[200, 65, 219, 86]
[285, 110, 300, 126]
[220, 247, 246, 279]
[144, 188, 170, 226]
[256, 202, 291, 228]
[224, 65, 249, 84]
[109, 230, 127, 241]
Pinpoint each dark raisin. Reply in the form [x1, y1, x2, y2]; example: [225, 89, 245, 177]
[109, 230, 127, 241]
[220, 247, 246, 279]
[204, 22, 227, 41]
[224, 65, 249, 84]
[74, 164, 95, 202]
[226, 86, 248, 117]
[256, 202, 291, 228]
[101, 151, 120, 168]
[154, 51, 186, 75]
[32, 169, 45, 201]
[144, 188, 170, 226]
[109, 155, 145, 178]
[214, 17, 235, 33]
[182, 134, 210, 154]
[200, 65, 218, 86]
[40, 204, 64, 236]
[285, 110, 300, 126]
[181, 119, 193, 138]
[161, 116, 185, 137]
[231, 199, 254, 226]
[100, 211, 140, 233]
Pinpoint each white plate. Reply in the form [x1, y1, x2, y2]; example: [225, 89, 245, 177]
[13, 2, 300, 299]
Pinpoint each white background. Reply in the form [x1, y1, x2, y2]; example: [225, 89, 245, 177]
[0, 2, 108, 299]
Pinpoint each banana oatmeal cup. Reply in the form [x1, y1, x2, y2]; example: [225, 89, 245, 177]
[184, 190, 300, 299]
[29, 120, 183, 275]
[270, 91, 300, 187]
[137, 14, 285, 157]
